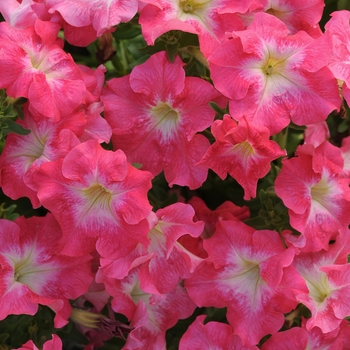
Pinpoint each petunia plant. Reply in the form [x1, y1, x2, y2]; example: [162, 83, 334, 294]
[1, 1, 350, 349]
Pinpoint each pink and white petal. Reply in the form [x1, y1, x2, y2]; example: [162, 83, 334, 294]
[275, 154, 318, 215]
[164, 134, 210, 189]
[284, 68, 341, 126]
[179, 315, 234, 350]
[95, 219, 150, 260]
[63, 22, 98, 47]
[0, 282, 38, 320]
[91, 0, 138, 36]
[247, 12, 290, 40]
[186, 262, 280, 347]
[61, 140, 128, 182]
[81, 103, 112, 143]
[99, 244, 151, 280]
[47, 0, 92, 27]
[173, 76, 225, 139]
[208, 37, 262, 100]
[261, 327, 308, 350]
[139, 3, 197, 45]
[0, 0, 37, 29]
[130, 51, 185, 101]
[325, 11, 350, 84]
[156, 203, 204, 253]
[107, 164, 153, 225]
[267, 0, 324, 35]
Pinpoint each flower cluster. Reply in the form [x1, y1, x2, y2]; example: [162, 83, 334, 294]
[1, 0, 350, 349]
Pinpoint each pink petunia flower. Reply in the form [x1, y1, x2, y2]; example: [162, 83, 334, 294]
[199, 115, 285, 200]
[186, 220, 306, 346]
[0, 20, 86, 121]
[292, 228, 350, 334]
[240, 0, 324, 38]
[46, 0, 138, 46]
[98, 203, 204, 293]
[0, 215, 93, 327]
[208, 13, 341, 135]
[275, 142, 350, 252]
[138, 203, 204, 294]
[138, 0, 254, 56]
[102, 267, 196, 349]
[101, 51, 225, 189]
[0, 104, 83, 208]
[33, 140, 153, 259]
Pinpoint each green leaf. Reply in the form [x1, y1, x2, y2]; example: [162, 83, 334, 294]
[1, 118, 30, 137]
[209, 101, 226, 115]
[166, 42, 180, 62]
[113, 25, 142, 40]
[337, 118, 349, 133]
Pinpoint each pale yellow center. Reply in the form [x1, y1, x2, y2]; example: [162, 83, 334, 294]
[14, 251, 36, 283]
[306, 273, 332, 304]
[232, 141, 255, 159]
[151, 102, 180, 141]
[82, 183, 112, 209]
[310, 177, 332, 209]
[262, 56, 286, 77]
[179, 0, 212, 14]
[130, 281, 151, 305]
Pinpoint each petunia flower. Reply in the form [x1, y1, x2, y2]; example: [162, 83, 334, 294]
[0, 215, 93, 327]
[275, 142, 350, 251]
[186, 220, 306, 346]
[199, 115, 285, 199]
[33, 140, 153, 259]
[45, 0, 138, 46]
[101, 51, 225, 189]
[208, 13, 341, 135]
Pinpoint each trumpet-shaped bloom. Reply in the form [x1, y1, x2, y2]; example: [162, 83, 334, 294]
[101, 51, 225, 189]
[139, 0, 253, 56]
[138, 203, 204, 294]
[199, 115, 285, 199]
[0, 215, 93, 326]
[46, 0, 138, 46]
[102, 267, 196, 349]
[0, 20, 86, 120]
[209, 13, 341, 134]
[0, 105, 84, 208]
[186, 220, 306, 346]
[292, 228, 350, 333]
[275, 142, 350, 251]
[240, 0, 324, 38]
[33, 140, 153, 258]
[99, 203, 204, 293]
